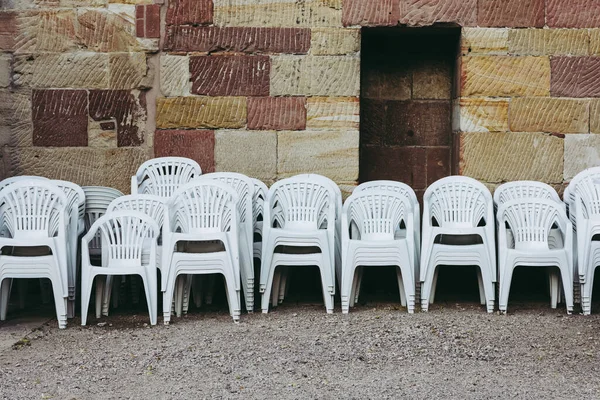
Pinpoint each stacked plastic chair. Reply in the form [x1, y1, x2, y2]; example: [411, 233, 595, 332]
[420, 176, 496, 313]
[252, 179, 268, 264]
[0, 180, 70, 328]
[131, 157, 202, 198]
[353, 181, 420, 307]
[260, 176, 337, 314]
[496, 197, 573, 314]
[161, 180, 241, 324]
[341, 189, 416, 313]
[81, 211, 159, 325]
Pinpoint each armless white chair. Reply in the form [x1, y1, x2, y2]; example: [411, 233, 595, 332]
[131, 157, 202, 198]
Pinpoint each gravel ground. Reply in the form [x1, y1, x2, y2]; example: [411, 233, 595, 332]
[1, 298, 600, 400]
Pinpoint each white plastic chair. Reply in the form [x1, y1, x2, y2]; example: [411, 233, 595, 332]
[497, 198, 573, 314]
[252, 179, 268, 263]
[260, 177, 336, 314]
[354, 180, 421, 307]
[0, 180, 69, 328]
[420, 176, 496, 313]
[162, 180, 241, 324]
[131, 157, 202, 198]
[81, 211, 159, 325]
[341, 190, 416, 313]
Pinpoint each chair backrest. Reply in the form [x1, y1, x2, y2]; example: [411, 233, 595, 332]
[494, 181, 561, 207]
[252, 178, 268, 224]
[344, 190, 412, 241]
[194, 173, 253, 226]
[53, 180, 85, 222]
[424, 176, 492, 228]
[132, 157, 202, 198]
[168, 180, 239, 234]
[498, 198, 567, 250]
[83, 186, 124, 253]
[0, 180, 68, 240]
[574, 174, 600, 219]
[107, 194, 165, 228]
[266, 177, 335, 231]
[86, 211, 159, 267]
[0, 176, 49, 193]
[356, 180, 419, 211]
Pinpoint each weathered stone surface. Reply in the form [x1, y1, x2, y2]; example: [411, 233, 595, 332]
[277, 130, 359, 181]
[160, 54, 190, 97]
[214, 0, 342, 27]
[509, 29, 590, 56]
[32, 89, 88, 147]
[166, 0, 213, 25]
[460, 132, 564, 183]
[342, 0, 399, 26]
[426, 146, 451, 186]
[461, 28, 508, 55]
[360, 146, 426, 189]
[413, 59, 452, 99]
[0, 12, 17, 51]
[589, 99, 600, 133]
[400, 0, 477, 27]
[247, 97, 306, 130]
[589, 30, 600, 55]
[383, 100, 452, 147]
[551, 57, 600, 97]
[154, 130, 215, 173]
[271, 55, 360, 96]
[509, 97, 589, 134]
[0, 90, 32, 148]
[215, 130, 277, 180]
[14, 10, 78, 53]
[310, 28, 359, 55]
[459, 97, 509, 132]
[0, 55, 10, 88]
[109, 52, 149, 89]
[564, 134, 600, 180]
[135, 4, 160, 38]
[88, 120, 117, 148]
[478, 0, 544, 27]
[89, 90, 147, 147]
[156, 96, 247, 129]
[306, 96, 359, 130]
[361, 65, 411, 100]
[165, 26, 311, 54]
[11, 147, 150, 194]
[190, 55, 270, 96]
[547, 0, 600, 28]
[461, 56, 550, 97]
[13, 53, 110, 89]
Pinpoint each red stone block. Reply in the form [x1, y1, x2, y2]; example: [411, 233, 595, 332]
[32, 90, 89, 147]
[342, 0, 400, 26]
[135, 5, 145, 38]
[164, 26, 311, 54]
[166, 0, 213, 25]
[384, 100, 452, 147]
[551, 57, 600, 97]
[0, 12, 17, 50]
[89, 90, 147, 147]
[145, 5, 161, 38]
[360, 146, 427, 189]
[426, 147, 451, 186]
[360, 99, 386, 146]
[247, 97, 306, 130]
[190, 55, 270, 96]
[154, 130, 215, 173]
[547, 0, 600, 28]
[400, 0, 477, 27]
[478, 0, 545, 27]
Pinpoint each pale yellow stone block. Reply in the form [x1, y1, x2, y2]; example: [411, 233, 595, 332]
[461, 28, 508, 55]
[459, 98, 509, 132]
[509, 97, 589, 134]
[156, 97, 247, 129]
[160, 54, 191, 97]
[509, 29, 589, 56]
[306, 97, 359, 130]
[311, 28, 360, 55]
[215, 130, 277, 181]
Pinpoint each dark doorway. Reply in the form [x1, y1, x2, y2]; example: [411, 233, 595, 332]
[359, 27, 461, 200]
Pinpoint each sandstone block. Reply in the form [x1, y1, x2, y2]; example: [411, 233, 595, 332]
[0, 90, 32, 148]
[13, 52, 110, 89]
[589, 99, 600, 133]
[156, 96, 247, 129]
[155, 130, 215, 173]
[477, 0, 544, 27]
[400, 0, 477, 27]
[509, 29, 589, 56]
[460, 132, 563, 183]
[461, 28, 508, 55]
[461, 56, 550, 97]
[160, 54, 190, 97]
[89, 90, 147, 147]
[306, 97, 359, 130]
[165, 26, 311, 54]
[589, 29, 600, 55]
[14, 10, 78, 53]
[551, 57, 600, 97]
[0, 55, 10, 88]
[271, 55, 360, 96]
[32, 89, 89, 147]
[459, 98, 509, 132]
[342, 0, 399, 26]
[0, 12, 17, 51]
[413, 59, 452, 99]
[166, 0, 213, 25]
[190, 55, 270, 96]
[215, 130, 277, 181]
[88, 120, 118, 148]
[214, 0, 342, 27]
[247, 97, 306, 130]
[509, 97, 589, 134]
[277, 130, 359, 181]
[109, 52, 149, 90]
[564, 134, 600, 180]
[547, 0, 600, 28]
[311, 28, 360, 55]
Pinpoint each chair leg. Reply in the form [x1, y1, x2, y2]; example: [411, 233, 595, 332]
[549, 268, 560, 309]
[96, 276, 105, 319]
[353, 267, 364, 305]
[278, 267, 288, 305]
[175, 274, 186, 318]
[341, 263, 357, 314]
[477, 269, 486, 306]
[163, 273, 178, 325]
[421, 265, 438, 312]
[141, 271, 157, 326]
[350, 267, 360, 307]
[429, 268, 440, 304]
[318, 264, 334, 314]
[223, 272, 241, 322]
[499, 265, 515, 313]
[0, 278, 11, 321]
[558, 265, 574, 315]
[101, 275, 112, 317]
[271, 268, 281, 309]
[261, 265, 278, 314]
[49, 277, 67, 329]
[182, 274, 193, 315]
[396, 267, 407, 307]
[399, 265, 416, 314]
[80, 270, 95, 326]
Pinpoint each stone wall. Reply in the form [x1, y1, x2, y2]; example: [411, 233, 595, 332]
[1, 0, 600, 194]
